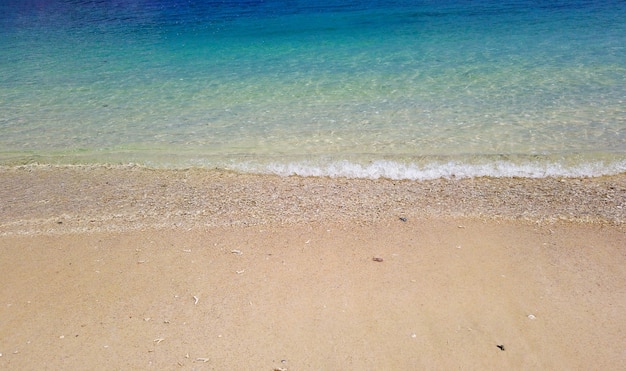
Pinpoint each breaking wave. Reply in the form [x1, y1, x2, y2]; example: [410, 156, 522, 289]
[230, 158, 626, 180]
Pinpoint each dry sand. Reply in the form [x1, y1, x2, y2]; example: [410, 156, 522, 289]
[0, 165, 625, 369]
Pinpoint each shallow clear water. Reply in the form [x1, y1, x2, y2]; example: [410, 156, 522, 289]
[1, 0, 625, 179]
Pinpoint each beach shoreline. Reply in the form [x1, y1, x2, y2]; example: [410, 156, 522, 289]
[3, 0, 626, 367]
[1, 165, 624, 236]
[1, 165, 625, 369]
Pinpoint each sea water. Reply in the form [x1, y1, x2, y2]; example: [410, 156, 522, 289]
[1, 0, 625, 179]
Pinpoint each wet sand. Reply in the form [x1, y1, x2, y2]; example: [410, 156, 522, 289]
[0, 165, 625, 369]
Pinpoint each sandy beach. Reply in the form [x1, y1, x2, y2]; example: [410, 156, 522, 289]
[1, 165, 625, 369]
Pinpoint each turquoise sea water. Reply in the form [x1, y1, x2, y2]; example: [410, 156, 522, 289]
[1, 0, 625, 179]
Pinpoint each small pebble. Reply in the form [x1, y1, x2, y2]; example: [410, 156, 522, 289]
[372, 257, 384, 262]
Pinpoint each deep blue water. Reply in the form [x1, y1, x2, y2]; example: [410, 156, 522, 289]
[1, 0, 625, 178]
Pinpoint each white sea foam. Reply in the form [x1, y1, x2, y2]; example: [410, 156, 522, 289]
[231, 159, 626, 180]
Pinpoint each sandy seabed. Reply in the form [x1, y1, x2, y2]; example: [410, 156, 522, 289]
[0, 165, 625, 369]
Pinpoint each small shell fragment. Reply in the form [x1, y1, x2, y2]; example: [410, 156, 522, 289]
[528, 314, 536, 320]
[231, 249, 242, 255]
[372, 257, 384, 262]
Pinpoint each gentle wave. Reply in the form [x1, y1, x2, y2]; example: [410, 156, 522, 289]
[231, 159, 626, 180]
[2, 156, 625, 180]
[3, 150, 625, 180]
